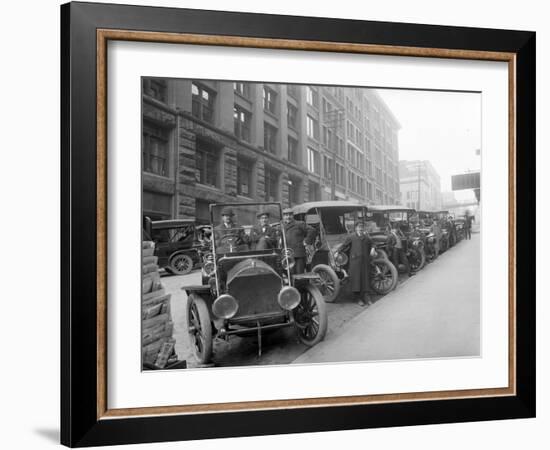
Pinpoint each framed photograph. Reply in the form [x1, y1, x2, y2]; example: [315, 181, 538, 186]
[61, 1, 535, 447]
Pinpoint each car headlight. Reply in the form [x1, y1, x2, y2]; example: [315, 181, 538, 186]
[212, 294, 238, 319]
[281, 248, 295, 270]
[277, 286, 301, 310]
[334, 251, 348, 267]
[370, 248, 377, 257]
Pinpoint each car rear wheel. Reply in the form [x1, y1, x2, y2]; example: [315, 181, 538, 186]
[293, 285, 328, 346]
[370, 259, 398, 294]
[170, 253, 194, 275]
[187, 294, 213, 365]
[312, 264, 340, 303]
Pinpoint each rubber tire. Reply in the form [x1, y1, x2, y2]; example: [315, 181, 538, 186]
[409, 247, 426, 272]
[312, 264, 341, 303]
[293, 285, 328, 346]
[170, 253, 194, 275]
[187, 294, 213, 365]
[370, 258, 398, 294]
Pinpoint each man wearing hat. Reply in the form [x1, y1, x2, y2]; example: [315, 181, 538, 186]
[251, 211, 279, 250]
[214, 207, 248, 252]
[282, 207, 316, 274]
[341, 220, 372, 306]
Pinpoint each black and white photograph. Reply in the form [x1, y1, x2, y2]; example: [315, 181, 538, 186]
[141, 78, 481, 370]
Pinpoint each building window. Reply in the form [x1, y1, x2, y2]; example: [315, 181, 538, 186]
[195, 138, 220, 187]
[367, 181, 373, 200]
[376, 189, 383, 203]
[307, 147, 320, 174]
[143, 78, 167, 102]
[287, 103, 298, 130]
[264, 167, 279, 201]
[323, 155, 334, 180]
[237, 157, 254, 197]
[287, 84, 299, 99]
[306, 115, 319, 140]
[366, 160, 372, 177]
[306, 86, 319, 108]
[288, 136, 300, 165]
[191, 83, 215, 123]
[233, 105, 251, 142]
[263, 86, 277, 115]
[143, 191, 172, 220]
[264, 123, 278, 154]
[336, 163, 345, 186]
[233, 82, 250, 98]
[309, 181, 321, 201]
[143, 122, 169, 176]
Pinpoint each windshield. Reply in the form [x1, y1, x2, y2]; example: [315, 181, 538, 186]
[315, 207, 366, 235]
[211, 203, 283, 254]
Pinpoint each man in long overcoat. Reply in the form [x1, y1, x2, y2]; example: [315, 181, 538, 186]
[282, 208, 316, 274]
[342, 221, 372, 306]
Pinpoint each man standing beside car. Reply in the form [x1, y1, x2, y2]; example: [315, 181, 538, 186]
[342, 221, 373, 306]
[282, 208, 316, 274]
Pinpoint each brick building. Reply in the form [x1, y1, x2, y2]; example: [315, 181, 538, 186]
[142, 78, 401, 223]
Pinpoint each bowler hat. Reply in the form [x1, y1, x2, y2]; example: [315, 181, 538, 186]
[257, 211, 270, 218]
[282, 208, 293, 215]
[220, 207, 235, 217]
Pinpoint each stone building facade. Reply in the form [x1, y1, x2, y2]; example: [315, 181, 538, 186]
[399, 160, 442, 211]
[142, 78, 401, 223]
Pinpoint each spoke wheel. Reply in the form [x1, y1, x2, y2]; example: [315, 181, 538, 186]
[170, 253, 193, 275]
[187, 294, 212, 364]
[293, 285, 328, 346]
[370, 259, 398, 294]
[312, 264, 341, 303]
[408, 247, 426, 272]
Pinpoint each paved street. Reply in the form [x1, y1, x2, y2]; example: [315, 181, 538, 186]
[293, 234, 480, 364]
[160, 234, 479, 368]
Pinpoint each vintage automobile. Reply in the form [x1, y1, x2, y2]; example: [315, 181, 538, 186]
[143, 218, 210, 275]
[367, 205, 426, 273]
[183, 202, 328, 365]
[452, 216, 466, 242]
[292, 201, 398, 302]
[412, 211, 440, 261]
[432, 210, 453, 252]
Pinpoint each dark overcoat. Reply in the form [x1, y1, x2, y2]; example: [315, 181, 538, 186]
[214, 223, 248, 249]
[283, 220, 316, 258]
[342, 233, 372, 293]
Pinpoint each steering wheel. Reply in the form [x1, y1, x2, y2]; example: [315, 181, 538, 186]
[218, 233, 239, 251]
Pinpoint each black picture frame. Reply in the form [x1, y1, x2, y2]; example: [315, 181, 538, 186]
[61, 1, 535, 447]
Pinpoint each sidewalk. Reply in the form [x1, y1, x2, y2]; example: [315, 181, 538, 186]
[293, 235, 481, 364]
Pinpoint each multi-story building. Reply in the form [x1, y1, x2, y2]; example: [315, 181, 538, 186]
[399, 160, 442, 210]
[142, 78, 401, 223]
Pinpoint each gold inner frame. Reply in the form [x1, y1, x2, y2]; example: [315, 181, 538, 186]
[96, 29, 516, 420]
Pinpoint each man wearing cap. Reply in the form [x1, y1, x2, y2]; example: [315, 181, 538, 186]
[342, 221, 373, 306]
[251, 211, 278, 250]
[282, 207, 316, 274]
[214, 207, 248, 252]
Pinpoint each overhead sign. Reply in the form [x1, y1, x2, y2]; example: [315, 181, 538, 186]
[452, 172, 480, 191]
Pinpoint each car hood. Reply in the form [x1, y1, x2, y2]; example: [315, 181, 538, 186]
[226, 258, 281, 285]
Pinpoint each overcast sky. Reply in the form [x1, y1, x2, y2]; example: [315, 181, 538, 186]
[376, 88, 481, 202]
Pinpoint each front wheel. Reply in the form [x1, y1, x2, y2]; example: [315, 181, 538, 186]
[370, 259, 398, 294]
[293, 285, 328, 346]
[408, 247, 426, 272]
[312, 264, 341, 303]
[187, 294, 213, 364]
[170, 253, 194, 275]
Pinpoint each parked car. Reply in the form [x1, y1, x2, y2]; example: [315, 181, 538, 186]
[292, 201, 398, 302]
[414, 211, 441, 261]
[182, 202, 328, 365]
[143, 218, 210, 275]
[367, 205, 426, 273]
